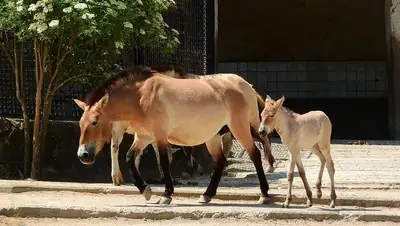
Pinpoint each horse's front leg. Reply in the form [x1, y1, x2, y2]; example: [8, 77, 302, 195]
[126, 133, 154, 201]
[198, 134, 225, 204]
[110, 124, 126, 186]
[156, 139, 175, 204]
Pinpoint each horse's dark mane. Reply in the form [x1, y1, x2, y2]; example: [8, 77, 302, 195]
[84, 66, 155, 107]
[84, 64, 191, 107]
[151, 64, 187, 77]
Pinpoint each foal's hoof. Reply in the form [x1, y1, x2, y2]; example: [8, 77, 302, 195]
[157, 196, 172, 205]
[316, 190, 322, 199]
[257, 196, 272, 205]
[142, 185, 152, 201]
[306, 200, 313, 207]
[198, 195, 212, 204]
[112, 172, 124, 186]
[329, 200, 336, 208]
[266, 166, 275, 173]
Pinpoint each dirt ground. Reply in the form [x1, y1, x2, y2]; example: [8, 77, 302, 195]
[0, 217, 399, 226]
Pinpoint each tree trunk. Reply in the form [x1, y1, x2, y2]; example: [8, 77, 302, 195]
[37, 96, 53, 179]
[14, 41, 32, 178]
[31, 40, 47, 180]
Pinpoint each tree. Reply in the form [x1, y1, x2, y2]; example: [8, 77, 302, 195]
[0, 0, 180, 180]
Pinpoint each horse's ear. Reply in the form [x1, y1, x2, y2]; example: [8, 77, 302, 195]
[73, 99, 87, 110]
[266, 95, 272, 100]
[95, 93, 109, 110]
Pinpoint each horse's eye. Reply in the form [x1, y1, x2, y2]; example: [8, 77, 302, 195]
[91, 120, 98, 127]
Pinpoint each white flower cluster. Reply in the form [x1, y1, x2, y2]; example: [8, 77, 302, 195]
[27, 0, 55, 34]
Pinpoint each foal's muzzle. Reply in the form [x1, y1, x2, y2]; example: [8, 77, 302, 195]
[77, 143, 96, 165]
[258, 125, 269, 137]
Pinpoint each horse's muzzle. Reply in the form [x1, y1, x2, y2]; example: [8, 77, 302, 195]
[77, 144, 96, 165]
[258, 125, 268, 137]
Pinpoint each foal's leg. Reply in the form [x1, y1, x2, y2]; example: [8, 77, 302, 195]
[221, 132, 233, 158]
[198, 134, 225, 203]
[264, 133, 275, 173]
[319, 143, 336, 208]
[182, 146, 195, 178]
[110, 126, 125, 186]
[252, 128, 275, 173]
[295, 155, 313, 207]
[311, 145, 326, 199]
[126, 133, 154, 201]
[151, 141, 164, 181]
[284, 150, 298, 208]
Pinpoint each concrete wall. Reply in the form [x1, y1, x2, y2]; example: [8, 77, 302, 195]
[218, 0, 386, 62]
[389, 0, 400, 139]
[216, 0, 390, 139]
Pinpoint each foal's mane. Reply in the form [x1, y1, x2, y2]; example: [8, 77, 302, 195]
[84, 66, 156, 107]
[283, 106, 299, 117]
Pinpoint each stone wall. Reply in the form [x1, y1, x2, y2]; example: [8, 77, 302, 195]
[0, 118, 213, 183]
[218, 61, 387, 99]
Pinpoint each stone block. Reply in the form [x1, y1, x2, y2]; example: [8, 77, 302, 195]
[246, 62, 258, 71]
[218, 62, 237, 73]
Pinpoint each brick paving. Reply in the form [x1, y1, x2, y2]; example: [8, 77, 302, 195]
[225, 139, 400, 189]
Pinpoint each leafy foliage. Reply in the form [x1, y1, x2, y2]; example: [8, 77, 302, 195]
[0, 0, 180, 82]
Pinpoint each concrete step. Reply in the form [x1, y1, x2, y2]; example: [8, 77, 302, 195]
[0, 190, 399, 223]
[0, 180, 399, 208]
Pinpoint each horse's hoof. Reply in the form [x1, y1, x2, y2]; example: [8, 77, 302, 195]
[158, 196, 172, 205]
[198, 195, 212, 204]
[329, 200, 336, 208]
[142, 185, 152, 201]
[283, 201, 290, 208]
[316, 190, 322, 199]
[257, 196, 272, 205]
[266, 166, 275, 173]
[306, 200, 313, 207]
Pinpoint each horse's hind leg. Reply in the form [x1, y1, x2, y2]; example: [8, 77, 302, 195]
[126, 133, 154, 201]
[230, 123, 270, 204]
[295, 154, 313, 207]
[311, 144, 326, 199]
[198, 134, 225, 204]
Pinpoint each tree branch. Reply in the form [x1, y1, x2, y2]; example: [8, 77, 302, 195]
[0, 31, 16, 73]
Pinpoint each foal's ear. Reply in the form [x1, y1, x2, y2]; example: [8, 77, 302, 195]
[95, 93, 109, 110]
[73, 99, 87, 110]
[276, 95, 285, 108]
[265, 95, 272, 100]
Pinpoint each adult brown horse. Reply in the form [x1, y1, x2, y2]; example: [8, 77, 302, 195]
[153, 65, 276, 171]
[73, 66, 272, 205]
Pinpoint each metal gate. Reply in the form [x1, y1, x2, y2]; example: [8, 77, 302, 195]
[0, 0, 216, 120]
